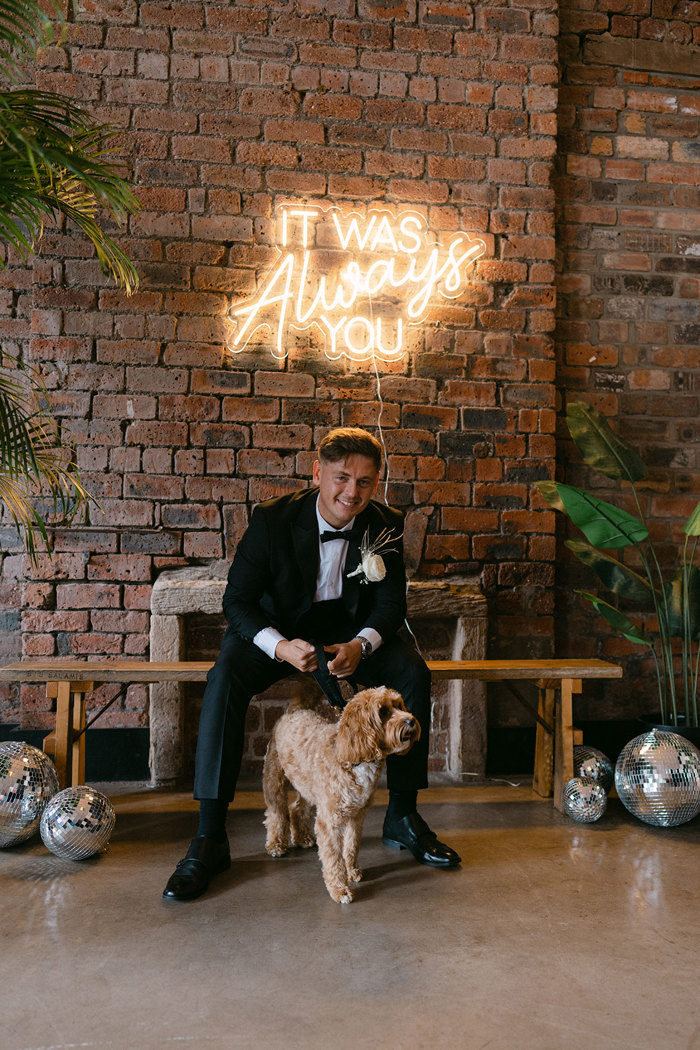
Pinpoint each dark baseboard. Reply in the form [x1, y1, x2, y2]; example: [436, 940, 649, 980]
[1, 719, 643, 782]
[0, 726, 150, 782]
[486, 720, 643, 775]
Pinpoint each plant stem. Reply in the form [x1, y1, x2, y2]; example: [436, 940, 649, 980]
[631, 481, 676, 722]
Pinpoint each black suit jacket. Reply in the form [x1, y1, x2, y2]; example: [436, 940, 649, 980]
[222, 487, 407, 643]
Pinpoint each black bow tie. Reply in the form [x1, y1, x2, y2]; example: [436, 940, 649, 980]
[320, 527, 361, 543]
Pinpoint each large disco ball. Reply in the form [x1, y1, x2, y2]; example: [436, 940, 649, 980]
[574, 745, 614, 793]
[0, 741, 60, 847]
[562, 776, 607, 823]
[40, 786, 116, 860]
[615, 730, 700, 827]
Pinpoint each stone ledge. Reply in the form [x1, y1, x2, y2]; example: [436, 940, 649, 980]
[151, 565, 487, 620]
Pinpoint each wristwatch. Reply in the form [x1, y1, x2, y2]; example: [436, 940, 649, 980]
[355, 637, 373, 659]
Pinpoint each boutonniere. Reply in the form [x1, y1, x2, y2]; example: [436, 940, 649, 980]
[347, 527, 402, 585]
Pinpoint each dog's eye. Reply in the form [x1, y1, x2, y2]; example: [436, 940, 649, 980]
[379, 706, 390, 721]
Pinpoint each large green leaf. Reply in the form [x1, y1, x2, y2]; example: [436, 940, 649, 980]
[566, 401, 647, 482]
[683, 500, 700, 537]
[534, 480, 565, 512]
[565, 539, 652, 601]
[666, 567, 700, 640]
[576, 591, 652, 645]
[557, 483, 648, 549]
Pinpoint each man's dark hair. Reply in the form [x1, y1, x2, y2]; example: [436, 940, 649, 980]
[318, 427, 382, 473]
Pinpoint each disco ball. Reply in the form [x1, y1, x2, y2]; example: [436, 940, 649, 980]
[562, 776, 607, 823]
[40, 786, 116, 860]
[574, 745, 614, 793]
[614, 730, 700, 827]
[0, 741, 60, 847]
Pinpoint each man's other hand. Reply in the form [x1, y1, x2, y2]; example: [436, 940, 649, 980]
[275, 638, 317, 672]
[325, 639, 362, 678]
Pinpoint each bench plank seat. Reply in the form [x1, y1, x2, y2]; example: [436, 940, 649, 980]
[0, 657, 622, 811]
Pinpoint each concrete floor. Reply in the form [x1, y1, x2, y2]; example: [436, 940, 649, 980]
[3, 781, 700, 1050]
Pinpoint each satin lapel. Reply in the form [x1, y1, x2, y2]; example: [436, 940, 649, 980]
[291, 491, 320, 610]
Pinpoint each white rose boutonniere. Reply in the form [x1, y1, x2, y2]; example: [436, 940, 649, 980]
[347, 527, 401, 585]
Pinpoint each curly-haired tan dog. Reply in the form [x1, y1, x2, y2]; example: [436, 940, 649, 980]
[263, 686, 420, 904]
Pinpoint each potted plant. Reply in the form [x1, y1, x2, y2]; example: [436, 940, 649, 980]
[537, 401, 700, 732]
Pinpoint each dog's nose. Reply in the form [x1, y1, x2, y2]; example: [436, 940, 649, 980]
[405, 716, 415, 730]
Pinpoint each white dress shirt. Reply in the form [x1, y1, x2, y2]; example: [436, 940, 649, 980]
[253, 497, 382, 660]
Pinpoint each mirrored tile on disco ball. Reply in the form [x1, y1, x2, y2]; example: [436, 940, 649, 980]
[614, 730, 700, 827]
[562, 776, 607, 823]
[40, 786, 116, 861]
[573, 745, 614, 793]
[0, 742, 60, 847]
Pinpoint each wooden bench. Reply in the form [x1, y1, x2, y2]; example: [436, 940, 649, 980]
[0, 658, 622, 811]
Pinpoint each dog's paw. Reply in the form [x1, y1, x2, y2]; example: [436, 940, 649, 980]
[347, 867, 363, 883]
[266, 842, 288, 858]
[328, 884, 354, 904]
[293, 832, 316, 849]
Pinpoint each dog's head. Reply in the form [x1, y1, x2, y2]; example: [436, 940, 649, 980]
[335, 687, 421, 767]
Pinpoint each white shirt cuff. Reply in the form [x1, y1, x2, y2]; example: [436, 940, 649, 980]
[254, 627, 286, 661]
[357, 627, 382, 654]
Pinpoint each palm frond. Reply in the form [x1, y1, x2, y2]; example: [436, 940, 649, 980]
[0, 0, 60, 82]
[0, 355, 96, 563]
[0, 88, 140, 290]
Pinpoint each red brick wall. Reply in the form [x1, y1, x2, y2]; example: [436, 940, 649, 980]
[556, 0, 700, 719]
[1, 0, 563, 738]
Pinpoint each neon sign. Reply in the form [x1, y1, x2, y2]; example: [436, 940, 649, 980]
[226, 204, 486, 362]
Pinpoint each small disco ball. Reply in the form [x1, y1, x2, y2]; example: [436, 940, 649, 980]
[40, 786, 116, 860]
[0, 741, 60, 847]
[574, 745, 614, 793]
[615, 730, 700, 827]
[562, 776, 608, 823]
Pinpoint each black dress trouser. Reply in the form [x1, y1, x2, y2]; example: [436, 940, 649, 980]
[193, 621, 431, 801]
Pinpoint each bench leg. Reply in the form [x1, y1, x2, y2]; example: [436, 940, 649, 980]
[71, 690, 86, 786]
[52, 680, 74, 790]
[533, 686, 555, 797]
[45, 681, 89, 790]
[553, 678, 582, 812]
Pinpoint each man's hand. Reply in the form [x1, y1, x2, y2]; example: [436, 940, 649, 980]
[326, 639, 363, 678]
[275, 638, 317, 672]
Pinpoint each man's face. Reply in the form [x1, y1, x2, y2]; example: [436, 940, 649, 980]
[313, 454, 380, 529]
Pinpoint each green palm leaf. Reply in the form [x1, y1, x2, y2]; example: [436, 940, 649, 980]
[0, 24, 140, 292]
[566, 401, 647, 482]
[535, 480, 566, 512]
[565, 539, 652, 601]
[576, 591, 652, 646]
[0, 0, 57, 82]
[557, 483, 648, 549]
[0, 356, 95, 563]
[683, 500, 700, 537]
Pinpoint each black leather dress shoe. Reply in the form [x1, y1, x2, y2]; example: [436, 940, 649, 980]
[382, 812, 461, 868]
[162, 835, 231, 901]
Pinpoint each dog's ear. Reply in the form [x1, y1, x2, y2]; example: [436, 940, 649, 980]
[335, 699, 380, 766]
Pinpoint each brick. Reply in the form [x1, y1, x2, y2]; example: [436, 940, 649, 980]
[303, 93, 363, 120]
[124, 474, 184, 500]
[56, 584, 121, 609]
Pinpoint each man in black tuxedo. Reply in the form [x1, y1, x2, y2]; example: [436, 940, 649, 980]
[163, 427, 460, 901]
